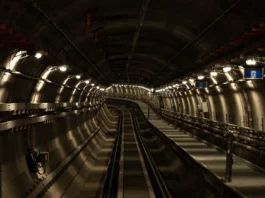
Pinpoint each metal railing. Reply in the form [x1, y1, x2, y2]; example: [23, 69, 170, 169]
[101, 110, 123, 198]
[144, 99, 265, 151]
[131, 110, 172, 197]
[104, 98, 171, 197]
[0, 103, 104, 132]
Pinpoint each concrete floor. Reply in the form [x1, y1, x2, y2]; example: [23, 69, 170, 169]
[137, 101, 265, 198]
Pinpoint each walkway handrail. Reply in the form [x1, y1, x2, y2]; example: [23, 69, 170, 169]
[101, 110, 123, 198]
[145, 99, 265, 151]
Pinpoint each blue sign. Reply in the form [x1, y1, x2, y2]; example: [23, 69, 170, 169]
[196, 81, 207, 88]
[244, 68, 264, 79]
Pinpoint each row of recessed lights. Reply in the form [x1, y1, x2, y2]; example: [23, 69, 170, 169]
[158, 66, 231, 90]
[33, 52, 85, 81]
[157, 79, 248, 94]
[157, 58, 260, 92]
[109, 84, 153, 92]
[33, 52, 105, 90]
[155, 63, 255, 93]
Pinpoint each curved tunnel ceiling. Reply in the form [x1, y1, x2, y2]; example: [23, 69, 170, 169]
[0, 0, 264, 87]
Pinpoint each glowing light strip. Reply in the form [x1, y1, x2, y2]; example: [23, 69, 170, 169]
[109, 84, 152, 92]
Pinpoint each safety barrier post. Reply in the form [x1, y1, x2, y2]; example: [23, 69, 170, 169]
[261, 118, 264, 131]
[225, 130, 234, 182]
[148, 106, 150, 119]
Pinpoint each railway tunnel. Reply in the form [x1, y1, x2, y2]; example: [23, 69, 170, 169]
[1, 0, 265, 197]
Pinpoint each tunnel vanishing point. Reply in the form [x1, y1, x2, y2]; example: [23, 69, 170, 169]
[1, 0, 265, 198]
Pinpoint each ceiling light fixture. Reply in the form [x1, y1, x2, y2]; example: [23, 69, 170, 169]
[59, 66, 67, 72]
[198, 75, 205, 80]
[210, 71, 218, 77]
[75, 75, 81, 79]
[246, 59, 257, 66]
[223, 66, 232, 73]
[35, 52, 42, 59]
[182, 81, 187, 84]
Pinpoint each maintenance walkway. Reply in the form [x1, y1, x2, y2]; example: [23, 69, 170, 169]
[137, 101, 265, 198]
